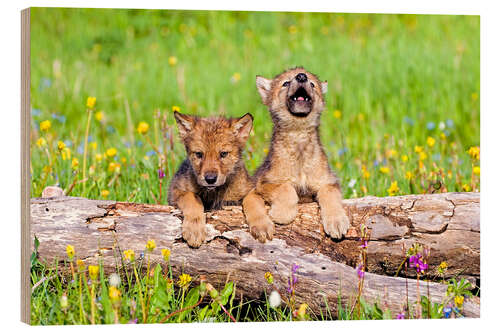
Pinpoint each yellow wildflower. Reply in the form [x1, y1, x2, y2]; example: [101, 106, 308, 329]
[95, 153, 103, 162]
[40, 120, 51, 132]
[231, 72, 241, 83]
[95, 111, 104, 122]
[146, 239, 156, 252]
[43, 165, 52, 173]
[471, 92, 478, 101]
[61, 147, 71, 161]
[57, 140, 66, 150]
[467, 146, 480, 160]
[76, 259, 85, 271]
[144, 155, 149, 161]
[108, 162, 121, 173]
[86, 96, 96, 109]
[88, 265, 99, 281]
[101, 189, 110, 198]
[178, 273, 192, 288]
[405, 171, 413, 180]
[161, 248, 171, 262]
[265, 272, 274, 284]
[288, 25, 297, 34]
[296, 303, 308, 319]
[109, 286, 121, 303]
[419, 151, 428, 161]
[172, 105, 180, 112]
[454, 295, 464, 308]
[426, 136, 436, 148]
[414, 145, 423, 153]
[168, 56, 178, 66]
[123, 249, 135, 262]
[121, 157, 127, 164]
[379, 166, 390, 174]
[401, 154, 409, 162]
[333, 110, 342, 119]
[335, 162, 342, 170]
[386, 149, 398, 158]
[387, 181, 399, 196]
[89, 142, 97, 150]
[462, 184, 471, 192]
[36, 137, 47, 148]
[66, 245, 75, 261]
[362, 170, 370, 179]
[137, 121, 149, 135]
[105, 147, 117, 158]
[358, 113, 365, 121]
[71, 157, 79, 170]
[440, 132, 446, 140]
[473, 166, 480, 175]
[439, 261, 448, 270]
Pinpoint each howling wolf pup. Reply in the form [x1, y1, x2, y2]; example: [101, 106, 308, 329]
[242, 67, 350, 242]
[168, 112, 254, 247]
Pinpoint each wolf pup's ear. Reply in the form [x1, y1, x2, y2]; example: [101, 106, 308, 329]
[173, 111, 195, 140]
[256, 76, 272, 105]
[233, 113, 253, 143]
[321, 81, 328, 94]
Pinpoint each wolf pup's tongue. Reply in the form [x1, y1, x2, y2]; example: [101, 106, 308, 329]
[297, 96, 305, 101]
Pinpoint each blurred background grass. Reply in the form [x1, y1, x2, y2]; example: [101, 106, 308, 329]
[29, 8, 480, 202]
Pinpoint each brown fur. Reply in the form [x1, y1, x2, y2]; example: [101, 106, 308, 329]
[242, 67, 350, 242]
[168, 112, 254, 247]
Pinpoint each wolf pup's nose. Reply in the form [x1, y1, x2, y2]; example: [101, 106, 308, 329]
[295, 73, 307, 83]
[204, 172, 218, 185]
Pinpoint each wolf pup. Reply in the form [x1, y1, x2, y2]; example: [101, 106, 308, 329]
[168, 112, 254, 247]
[242, 67, 350, 242]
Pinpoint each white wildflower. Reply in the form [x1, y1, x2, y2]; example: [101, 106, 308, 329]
[109, 273, 121, 287]
[268, 290, 282, 308]
[348, 179, 357, 188]
[439, 121, 446, 130]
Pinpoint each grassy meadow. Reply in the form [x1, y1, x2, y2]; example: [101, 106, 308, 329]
[29, 8, 480, 324]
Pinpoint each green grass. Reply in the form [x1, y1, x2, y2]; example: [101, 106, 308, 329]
[29, 8, 480, 202]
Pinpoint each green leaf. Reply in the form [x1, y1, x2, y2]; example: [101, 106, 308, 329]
[99, 268, 114, 324]
[177, 286, 200, 322]
[219, 282, 233, 306]
[198, 305, 209, 322]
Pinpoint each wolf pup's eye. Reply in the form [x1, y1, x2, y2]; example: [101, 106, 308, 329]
[310, 82, 315, 88]
[220, 151, 228, 158]
[194, 152, 203, 159]
[282, 81, 290, 87]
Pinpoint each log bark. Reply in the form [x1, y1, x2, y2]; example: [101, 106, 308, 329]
[30, 192, 480, 318]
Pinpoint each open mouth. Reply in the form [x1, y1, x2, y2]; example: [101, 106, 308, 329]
[287, 86, 313, 116]
[289, 87, 311, 102]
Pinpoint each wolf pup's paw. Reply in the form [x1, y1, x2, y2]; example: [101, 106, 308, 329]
[182, 214, 207, 248]
[321, 209, 350, 240]
[249, 215, 275, 243]
[269, 202, 298, 225]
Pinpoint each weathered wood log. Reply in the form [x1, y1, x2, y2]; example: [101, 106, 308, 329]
[30, 192, 480, 318]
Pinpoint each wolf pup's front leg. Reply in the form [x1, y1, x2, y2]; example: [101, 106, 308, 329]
[242, 189, 275, 242]
[316, 184, 350, 239]
[172, 190, 206, 248]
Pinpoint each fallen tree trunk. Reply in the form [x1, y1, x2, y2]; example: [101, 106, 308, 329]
[30, 192, 480, 318]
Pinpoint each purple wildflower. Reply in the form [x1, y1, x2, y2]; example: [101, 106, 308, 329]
[360, 240, 368, 248]
[128, 318, 138, 324]
[356, 264, 365, 279]
[287, 264, 299, 294]
[396, 313, 405, 319]
[158, 168, 165, 179]
[409, 254, 428, 274]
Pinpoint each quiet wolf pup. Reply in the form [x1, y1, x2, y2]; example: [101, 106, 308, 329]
[242, 67, 350, 242]
[168, 111, 254, 248]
